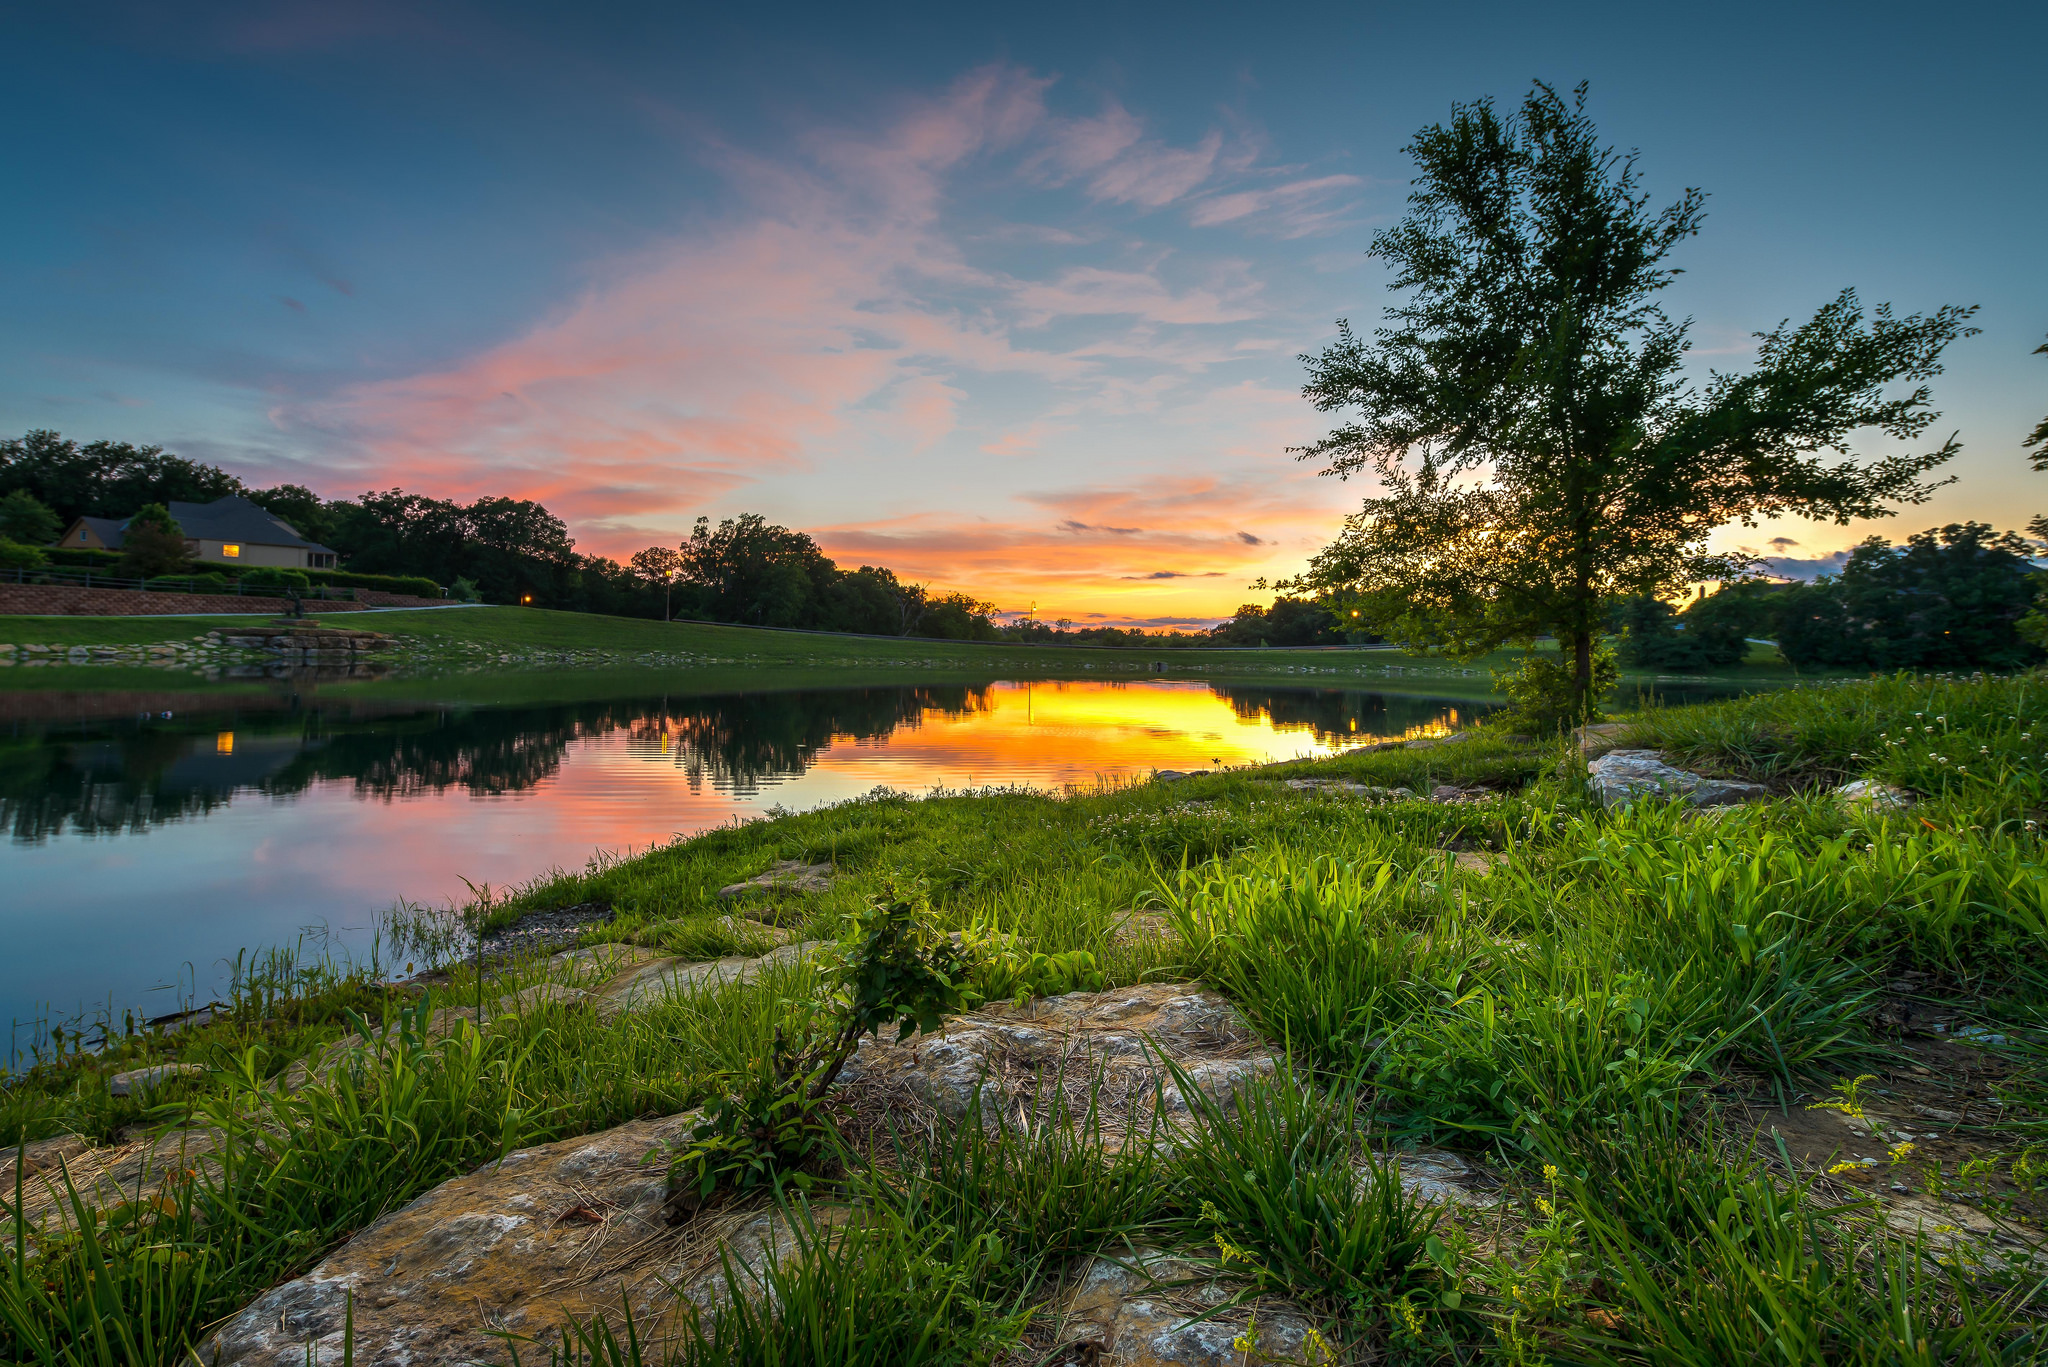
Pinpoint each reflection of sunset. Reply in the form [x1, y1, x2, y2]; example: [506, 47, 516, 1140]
[3, 679, 1474, 1030]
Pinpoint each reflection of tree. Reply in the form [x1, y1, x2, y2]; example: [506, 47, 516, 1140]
[0, 684, 996, 842]
[640, 686, 993, 795]
[1211, 685, 1495, 744]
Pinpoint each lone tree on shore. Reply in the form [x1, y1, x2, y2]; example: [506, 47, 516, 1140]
[628, 544, 684, 621]
[1280, 81, 1979, 719]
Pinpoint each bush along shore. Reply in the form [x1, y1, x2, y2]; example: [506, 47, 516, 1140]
[7, 672, 2048, 1364]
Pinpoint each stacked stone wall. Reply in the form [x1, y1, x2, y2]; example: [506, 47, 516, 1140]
[0, 585, 454, 616]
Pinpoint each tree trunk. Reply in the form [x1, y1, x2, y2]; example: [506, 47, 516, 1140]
[1573, 629, 1593, 720]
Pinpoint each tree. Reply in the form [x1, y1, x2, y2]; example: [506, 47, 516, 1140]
[1281, 82, 1979, 717]
[247, 484, 333, 545]
[1615, 595, 1749, 670]
[1781, 523, 2042, 670]
[1213, 598, 1346, 647]
[0, 489, 60, 545]
[628, 545, 684, 621]
[119, 503, 192, 578]
[0, 430, 244, 523]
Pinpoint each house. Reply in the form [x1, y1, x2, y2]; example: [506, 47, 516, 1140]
[62, 495, 339, 570]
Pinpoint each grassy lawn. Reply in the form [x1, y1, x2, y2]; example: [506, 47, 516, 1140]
[1, 605, 1848, 701]
[6, 672, 2045, 1361]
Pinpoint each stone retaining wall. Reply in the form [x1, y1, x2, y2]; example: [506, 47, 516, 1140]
[0, 584, 454, 616]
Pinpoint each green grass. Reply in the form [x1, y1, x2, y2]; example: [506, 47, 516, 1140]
[0, 606, 1853, 694]
[8, 672, 2047, 1363]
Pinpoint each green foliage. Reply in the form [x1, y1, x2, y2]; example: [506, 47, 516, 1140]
[1283, 81, 1977, 713]
[146, 572, 232, 593]
[0, 490, 60, 545]
[971, 944, 1105, 1005]
[448, 576, 481, 602]
[1616, 595, 1750, 670]
[1491, 643, 1619, 732]
[665, 896, 973, 1207]
[239, 567, 311, 591]
[0, 537, 47, 570]
[1164, 1060, 1444, 1324]
[117, 504, 190, 579]
[1778, 523, 2043, 671]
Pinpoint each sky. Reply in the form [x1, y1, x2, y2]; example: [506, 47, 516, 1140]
[3, 0, 2043, 627]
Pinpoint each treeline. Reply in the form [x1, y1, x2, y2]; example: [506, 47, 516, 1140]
[1620, 523, 2044, 672]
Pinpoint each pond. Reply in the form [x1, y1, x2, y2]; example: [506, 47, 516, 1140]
[0, 671, 1492, 1042]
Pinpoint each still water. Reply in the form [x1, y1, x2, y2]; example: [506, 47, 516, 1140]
[0, 672, 1487, 1041]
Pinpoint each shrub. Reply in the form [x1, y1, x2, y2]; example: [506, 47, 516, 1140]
[1490, 643, 1618, 734]
[118, 504, 190, 578]
[240, 567, 311, 591]
[0, 537, 47, 570]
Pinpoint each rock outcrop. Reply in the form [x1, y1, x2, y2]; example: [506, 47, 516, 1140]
[1835, 778, 1915, 810]
[1587, 749, 1771, 809]
[716, 860, 835, 900]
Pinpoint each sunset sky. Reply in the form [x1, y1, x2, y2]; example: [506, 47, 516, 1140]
[4, 1, 2042, 626]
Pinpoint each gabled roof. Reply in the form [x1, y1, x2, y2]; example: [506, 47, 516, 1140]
[161, 496, 334, 553]
[76, 516, 129, 549]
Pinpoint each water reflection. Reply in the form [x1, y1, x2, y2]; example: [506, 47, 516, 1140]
[0, 675, 1490, 1031]
[2, 681, 1476, 843]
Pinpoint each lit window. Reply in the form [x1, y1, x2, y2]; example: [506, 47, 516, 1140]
[221, 544, 240, 557]
[216, 731, 235, 755]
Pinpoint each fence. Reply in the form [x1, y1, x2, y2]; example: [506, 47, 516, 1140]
[2, 565, 363, 601]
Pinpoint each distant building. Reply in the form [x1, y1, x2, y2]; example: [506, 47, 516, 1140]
[62, 496, 338, 570]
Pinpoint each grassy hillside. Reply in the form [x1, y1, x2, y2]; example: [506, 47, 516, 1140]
[5, 672, 2045, 1361]
[1, 604, 1834, 697]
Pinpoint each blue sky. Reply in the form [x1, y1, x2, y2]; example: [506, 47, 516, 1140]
[4, 0, 2042, 623]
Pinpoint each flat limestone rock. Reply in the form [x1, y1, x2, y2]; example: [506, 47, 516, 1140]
[0, 1133, 89, 1190]
[108, 1062, 203, 1097]
[9, 1128, 221, 1240]
[1573, 721, 1635, 759]
[1049, 1247, 1314, 1366]
[837, 982, 1279, 1132]
[593, 941, 825, 1020]
[1281, 779, 1416, 800]
[1587, 749, 1770, 809]
[716, 860, 834, 900]
[192, 1112, 803, 1366]
[1836, 778, 1915, 810]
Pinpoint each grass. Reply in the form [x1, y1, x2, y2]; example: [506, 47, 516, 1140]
[7, 671, 2048, 1363]
[1, 605, 1848, 694]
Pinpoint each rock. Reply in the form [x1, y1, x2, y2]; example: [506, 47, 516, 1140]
[1047, 1247, 1314, 1366]
[1450, 851, 1503, 875]
[716, 860, 835, 900]
[192, 1112, 812, 1366]
[1153, 770, 1190, 782]
[1405, 731, 1471, 751]
[593, 941, 825, 1020]
[837, 982, 1279, 1129]
[1392, 1148, 1502, 1208]
[1573, 722, 1635, 759]
[1835, 778, 1914, 810]
[0, 1133, 89, 1189]
[1280, 779, 1416, 800]
[1587, 749, 1770, 809]
[8, 1129, 221, 1239]
[108, 1062, 203, 1097]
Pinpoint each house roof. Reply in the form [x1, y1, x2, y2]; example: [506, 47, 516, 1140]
[162, 496, 334, 553]
[76, 516, 129, 548]
[74, 497, 335, 554]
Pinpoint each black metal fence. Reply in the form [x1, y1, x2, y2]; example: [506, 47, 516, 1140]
[2, 564, 362, 600]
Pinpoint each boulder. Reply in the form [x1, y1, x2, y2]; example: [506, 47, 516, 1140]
[593, 941, 825, 1021]
[1835, 778, 1915, 811]
[1587, 749, 1770, 809]
[836, 982, 1279, 1130]
[0, 1133, 89, 1189]
[716, 860, 835, 900]
[1046, 1248, 1315, 1366]
[108, 1062, 203, 1097]
[1281, 779, 1416, 800]
[191, 1112, 798, 1366]
[1573, 722, 1636, 759]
